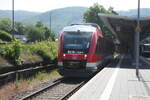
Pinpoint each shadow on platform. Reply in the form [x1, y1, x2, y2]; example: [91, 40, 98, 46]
[107, 55, 150, 69]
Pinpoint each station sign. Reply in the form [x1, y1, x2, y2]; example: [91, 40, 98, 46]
[135, 25, 141, 32]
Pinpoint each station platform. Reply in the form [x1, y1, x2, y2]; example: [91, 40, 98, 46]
[69, 55, 150, 100]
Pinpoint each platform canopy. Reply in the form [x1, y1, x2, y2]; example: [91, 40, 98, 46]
[98, 13, 150, 53]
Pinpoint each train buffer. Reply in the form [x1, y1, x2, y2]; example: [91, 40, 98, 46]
[69, 55, 150, 100]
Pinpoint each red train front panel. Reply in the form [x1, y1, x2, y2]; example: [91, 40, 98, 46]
[58, 24, 104, 77]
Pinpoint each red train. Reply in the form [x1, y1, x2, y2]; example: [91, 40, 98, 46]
[58, 23, 115, 77]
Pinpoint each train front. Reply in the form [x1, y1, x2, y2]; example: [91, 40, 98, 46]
[58, 25, 97, 77]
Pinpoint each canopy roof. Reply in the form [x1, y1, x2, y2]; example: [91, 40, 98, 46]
[98, 13, 150, 52]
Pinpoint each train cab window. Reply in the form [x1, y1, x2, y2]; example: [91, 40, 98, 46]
[63, 32, 92, 54]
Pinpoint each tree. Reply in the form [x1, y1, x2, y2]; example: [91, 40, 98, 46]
[0, 18, 11, 33]
[44, 27, 50, 40]
[35, 21, 44, 28]
[35, 21, 55, 41]
[0, 30, 12, 41]
[26, 21, 55, 42]
[83, 3, 110, 23]
[50, 31, 56, 41]
[83, 3, 117, 38]
[108, 7, 118, 15]
[15, 22, 25, 35]
[26, 26, 45, 42]
[27, 21, 46, 42]
[44, 27, 55, 41]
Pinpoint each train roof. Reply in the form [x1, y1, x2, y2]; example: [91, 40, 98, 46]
[62, 24, 98, 32]
[71, 23, 101, 29]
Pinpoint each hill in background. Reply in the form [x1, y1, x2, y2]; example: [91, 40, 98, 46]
[1, 7, 150, 37]
[118, 8, 150, 17]
[0, 10, 40, 22]
[0, 7, 88, 36]
[23, 7, 88, 36]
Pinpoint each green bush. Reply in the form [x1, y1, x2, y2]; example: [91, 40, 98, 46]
[0, 30, 12, 42]
[22, 40, 58, 61]
[0, 41, 21, 64]
[0, 40, 57, 65]
[13, 42, 22, 64]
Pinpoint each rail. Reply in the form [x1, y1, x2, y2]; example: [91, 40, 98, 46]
[0, 63, 56, 86]
[20, 78, 87, 100]
[21, 78, 62, 100]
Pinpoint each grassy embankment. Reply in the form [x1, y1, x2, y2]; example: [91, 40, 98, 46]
[0, 69, 61, 100]
[21, 40, 58, 63]
[0, 40, 61, 100]
[0, 40, 58, 65]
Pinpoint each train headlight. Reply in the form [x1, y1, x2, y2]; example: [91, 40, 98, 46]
[63, 54, 66, 57]
[84, 54, 87, 58]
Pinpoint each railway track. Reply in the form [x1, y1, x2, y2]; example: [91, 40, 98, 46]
[18, 58, 119, 100]
[18, 59, 118, 100]
[0, 63, 56, 86]
[12, 55, 120, 100]
[20, 78, 87, 100]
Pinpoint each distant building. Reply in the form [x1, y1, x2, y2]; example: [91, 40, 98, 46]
[10, 30, 27, 43]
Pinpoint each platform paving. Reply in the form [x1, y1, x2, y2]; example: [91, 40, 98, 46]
[69, 55, 150, 100]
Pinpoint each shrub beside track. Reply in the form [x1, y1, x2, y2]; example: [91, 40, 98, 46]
[0, 40, 57, 65]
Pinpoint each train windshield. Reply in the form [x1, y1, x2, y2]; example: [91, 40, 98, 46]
[63, 32, 92, 54]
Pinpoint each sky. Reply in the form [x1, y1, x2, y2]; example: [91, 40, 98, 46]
[0, 0, 150, 12]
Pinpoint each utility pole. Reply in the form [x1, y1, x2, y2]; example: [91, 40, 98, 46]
[49, 11, 52, 31]
[135, 0, 141, 78]
[12, 0, 15, 38]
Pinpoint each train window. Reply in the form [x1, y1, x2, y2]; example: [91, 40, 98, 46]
[63, 32, 92, 54]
